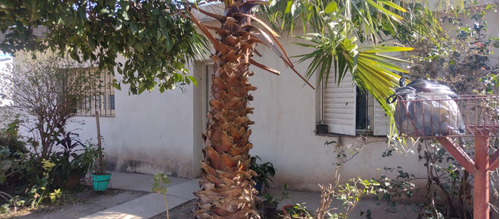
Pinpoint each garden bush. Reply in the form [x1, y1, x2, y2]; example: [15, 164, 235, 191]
[0, 50, 102, 215]
[0, 120, 98, 215]
[49, 131, 98, 189]
[0, 118, 28, 186]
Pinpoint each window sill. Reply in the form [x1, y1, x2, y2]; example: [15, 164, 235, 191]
[315, 132, 344, 137]
[315, 131, 375, 137]
[73, 115, 115, 118]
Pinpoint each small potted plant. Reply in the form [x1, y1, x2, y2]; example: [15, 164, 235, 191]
[283, 203, 313, 219]
[91, 111, 111, 191]
[50, 131, 96, 189]
[90, 142, 110, 191]
[262, 184, 288, 219]
[316, 123, 329, 134]
[249, 155, 275, 194]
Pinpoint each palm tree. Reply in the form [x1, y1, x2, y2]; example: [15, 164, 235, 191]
[188, 1, 415, 217]
[186, 0, 411, 217]
[0, 0, 413, 218]
[184, 2, 313, 217]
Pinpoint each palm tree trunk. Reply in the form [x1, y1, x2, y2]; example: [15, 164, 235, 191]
[194, 15, 260, 218]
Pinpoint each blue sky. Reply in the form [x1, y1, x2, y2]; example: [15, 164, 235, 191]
[0, 52, 11, 61]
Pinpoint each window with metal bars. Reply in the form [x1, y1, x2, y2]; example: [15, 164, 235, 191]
[74, 67, 115, 117]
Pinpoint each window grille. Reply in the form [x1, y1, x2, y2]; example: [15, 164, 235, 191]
[74, 67, 115, 117]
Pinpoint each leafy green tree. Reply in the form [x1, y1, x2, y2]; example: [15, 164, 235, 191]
[0, 0, 414, 217]
[0, 0, 205, 93]
[399, 3, 498, 95]
[385, 3, 499, 218]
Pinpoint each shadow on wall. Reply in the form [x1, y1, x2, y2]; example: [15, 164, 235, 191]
[106, 154, 196, 178]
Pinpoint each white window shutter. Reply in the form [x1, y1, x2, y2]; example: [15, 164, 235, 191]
[323, 74, 356, 136]
[372, 97, 390, 136]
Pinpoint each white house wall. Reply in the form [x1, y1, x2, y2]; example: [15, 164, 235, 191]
[245, 7, 499, 191]
[62, 5, 498, 191]
[247, 36, 427, 191]
[67, 56, 198, 178]
[60, 35, 429, 191]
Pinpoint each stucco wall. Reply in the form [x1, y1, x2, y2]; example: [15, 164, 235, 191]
[245, 7, 499, 191]
[61, 34, 431, 190]
[60, 4, 497, 191]
[247, 37, 428, 191]
[66, 56, 198, 178]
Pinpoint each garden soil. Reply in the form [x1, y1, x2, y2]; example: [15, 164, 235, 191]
[150, 198, 197, 219]
[1, 187, 147, 219]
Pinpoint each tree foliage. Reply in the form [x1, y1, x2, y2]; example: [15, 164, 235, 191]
[389, 3, 499, 218]
[397, 3, 499, 95]
[0, 0, 206, 94]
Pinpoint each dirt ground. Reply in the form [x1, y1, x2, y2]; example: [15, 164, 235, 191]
[151, 199, 286, 219]
[151, 199, 197, 219]
[1, 187, 148, 219]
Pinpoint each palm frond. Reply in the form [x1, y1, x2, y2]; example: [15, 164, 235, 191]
[295, 33, 411, 116]
[265, 0, 408, 43]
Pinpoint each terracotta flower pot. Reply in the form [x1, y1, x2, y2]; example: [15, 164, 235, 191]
[67, 172, 81, 189]
[263, 202, 277, 219]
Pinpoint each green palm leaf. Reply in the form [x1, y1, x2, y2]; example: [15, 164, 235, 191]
[295, 34, 412, 117]
[267, 0, 414, 134]
[265, 0, 408, 43]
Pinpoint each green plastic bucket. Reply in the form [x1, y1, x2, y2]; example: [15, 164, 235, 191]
[91, 173, 111, 191]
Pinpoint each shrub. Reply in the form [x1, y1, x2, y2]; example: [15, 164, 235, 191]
[10, 50, 100, 159]
[0, 118, 27, 186]
[49, 131, 98, 189]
